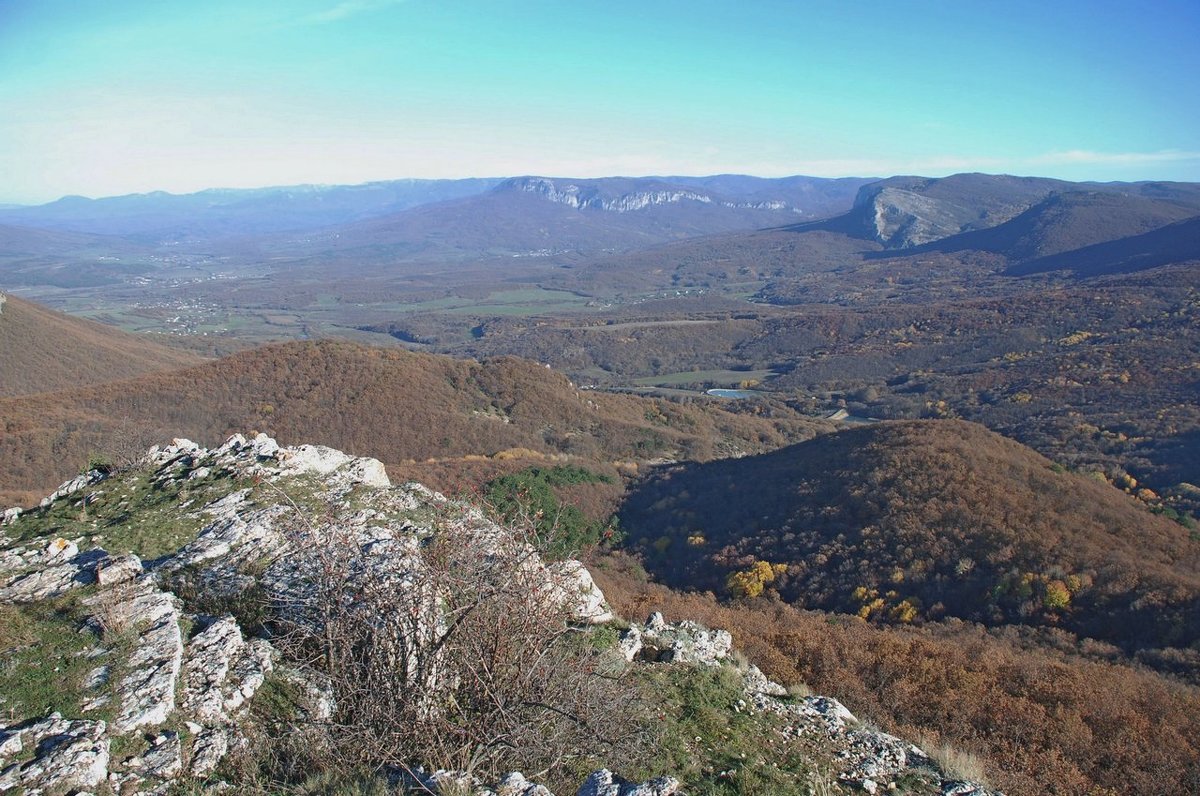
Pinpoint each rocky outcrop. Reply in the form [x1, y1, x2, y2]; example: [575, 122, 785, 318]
[107, 587, 184, 732]
[37, 468, 109, 508]
[180, 616, 274, 723]
[505, 176, 800, 215]
[0, 433, 618, 793]
[576, 769, 681, 796]
[407, 767, 680, 796]
[618, 611, 733, 665]
[845, 174, 1068, 249]
[0, 714, 109, 794]
[550, 559, 615, 624]
[0, 433, 997, 795]
[0, 544, 106, 602]
[620, 613, 1001, 796]
[856, 185, 969, 248]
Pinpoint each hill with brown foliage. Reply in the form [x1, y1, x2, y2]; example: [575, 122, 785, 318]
[0, 292, 204, 396]
[0, 338, 825, 507]
[592, 555, 1200, 796]
[620, 420, 1200, 656]
[917, 190, 1199, 262]
[1011, 214, 1200, 277]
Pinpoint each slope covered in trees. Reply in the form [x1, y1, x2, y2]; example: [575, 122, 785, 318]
[0, 339, 824, 506]
[620, 420, 1200, 655]
[0, 292, 204, 396]
[594, 558, 1200, 796]
[919, 190, 1199, 262]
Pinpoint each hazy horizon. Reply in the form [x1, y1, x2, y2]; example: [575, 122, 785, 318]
[9, 167, 1200, 209]
[2, 0, 1199, 204]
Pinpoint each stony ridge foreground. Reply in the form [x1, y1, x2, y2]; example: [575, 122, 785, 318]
[2, 434, 998, 795]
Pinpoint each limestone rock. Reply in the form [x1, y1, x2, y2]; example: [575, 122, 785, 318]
[278, 667, 335, 721]
[199, 488, 253, 524]
[97, 553, 143, 586]
[495, 771, 554, 796]
[741, 663, 788, 697]
[0, 547, 107, 602]
[838, 726, 911, 790]
[108, 587, 184, 732]
[249, 432, 281, 459]
[139, 731, 183, 779]
[277, 443, 390, 488]
[617, 624, 643, 662]
[45, 536, 79, 562]
[550, 559, 615, 624]
[0, 714, 109, 794]
[943, 784, 993, 796]
[188, 465, 212, 480]
[629, 614, 731, 666]
[189, 727, 229, 777]
[83, 664, 111, 690]
[182, 617, 245, 722]
[142, 438, 203, 469]
[182, 616, 274, 723]
[39, 469, 108, 508]
[162, 504, 288, 573]
[576, 769, 680, 796]
[0, 730, 21, 758]
[805, 695, 858, 728]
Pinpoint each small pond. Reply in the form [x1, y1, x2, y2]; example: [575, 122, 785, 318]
[705, 389, 763, 399]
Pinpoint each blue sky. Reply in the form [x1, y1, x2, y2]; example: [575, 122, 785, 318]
[1, 0, 1198, 203]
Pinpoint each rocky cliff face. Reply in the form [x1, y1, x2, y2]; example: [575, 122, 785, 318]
[846, 174, 1071, 248]
[1, 435, 999, 795]
[503, 177, 800, 215]
[854, 185, 974, 248]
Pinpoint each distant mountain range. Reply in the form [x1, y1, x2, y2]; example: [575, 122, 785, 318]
[255, 175, 873, 261]
[2, 172, 1197, 292]
[0, 178, 506, 241]
[0, 175, 873, 247]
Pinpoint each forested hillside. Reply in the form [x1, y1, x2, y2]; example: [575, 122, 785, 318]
[0, 292, 204, 396]
[0, 338, 824, 506]
[621, 421, 1200, 659]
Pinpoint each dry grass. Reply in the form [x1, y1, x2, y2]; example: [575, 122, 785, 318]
[917, 733, 990, 785]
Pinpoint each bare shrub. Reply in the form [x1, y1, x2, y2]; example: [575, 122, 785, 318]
[270, 501, 652, 790]
[89, 580, 139, 637]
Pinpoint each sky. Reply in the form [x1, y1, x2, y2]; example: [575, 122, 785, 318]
[0, 0, 1198, 204]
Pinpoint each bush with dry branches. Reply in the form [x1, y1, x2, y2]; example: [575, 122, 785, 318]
[269, 500, 651, 789]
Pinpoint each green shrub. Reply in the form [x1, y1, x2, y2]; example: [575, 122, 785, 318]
[484, 466, 619, 558]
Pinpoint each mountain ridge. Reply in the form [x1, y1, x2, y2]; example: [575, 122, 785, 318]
[812, 173, 1200, 249]
[0, 335, 826, 507]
